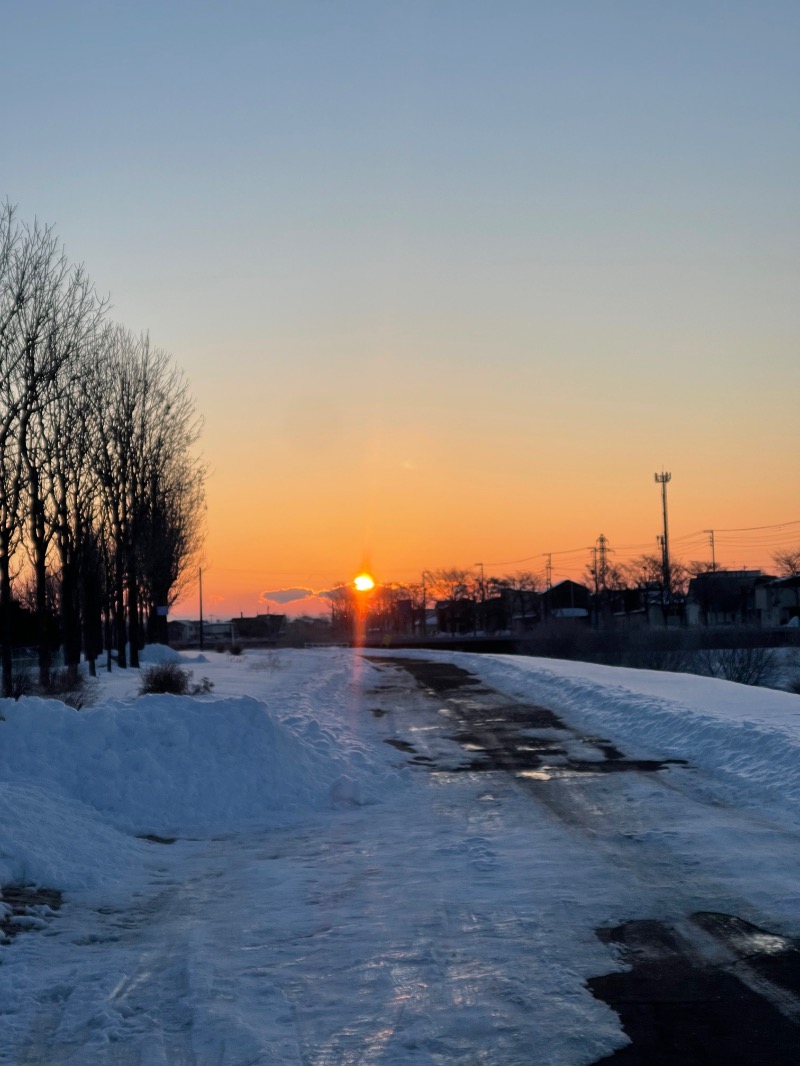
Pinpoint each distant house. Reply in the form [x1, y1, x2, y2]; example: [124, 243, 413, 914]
[606, 586, 650, 627]
[686, 570, 771, 627]
[167, 619, 234, 646]
[503, 592, 541, 631]
[231, 613, 286, 644]
[541, 580, 590, 621]
[754, 576, 800, 629]
[435, 597, 477, 635]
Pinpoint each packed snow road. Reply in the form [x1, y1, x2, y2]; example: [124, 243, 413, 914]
[2, 647, 800, 1064]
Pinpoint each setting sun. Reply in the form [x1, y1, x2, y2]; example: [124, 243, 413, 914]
[353, 573, 375, 592]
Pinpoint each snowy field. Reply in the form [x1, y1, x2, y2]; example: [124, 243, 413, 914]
[2, 645, 800, 1064]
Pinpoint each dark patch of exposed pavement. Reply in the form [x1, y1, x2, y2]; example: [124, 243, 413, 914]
[367, 656, 685, 778]
[589, 914, 800, 1064]
[1, 884, 62, 943]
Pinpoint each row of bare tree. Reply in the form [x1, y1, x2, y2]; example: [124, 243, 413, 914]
[0, 203, 205, 695]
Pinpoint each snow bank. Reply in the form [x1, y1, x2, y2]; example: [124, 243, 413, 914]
[428, 651, 800, 819]
[0, 688, 401, 841]
[0, 781, 146, 893]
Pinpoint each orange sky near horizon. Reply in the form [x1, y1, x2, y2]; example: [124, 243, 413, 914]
[174, 402, 800, 621]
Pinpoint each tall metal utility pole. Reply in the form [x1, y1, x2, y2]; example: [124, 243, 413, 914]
[474, 562, 486, 601]
[704, 529, 717, 572]
[474, 562, 485, 635]
[420, 570, 431, 638]
[596, 533, 609, 590]
[654, 472, 672, 603]
[199, 567, 204, 650]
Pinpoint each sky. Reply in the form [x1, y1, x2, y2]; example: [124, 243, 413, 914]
[2, 1, 798, 619]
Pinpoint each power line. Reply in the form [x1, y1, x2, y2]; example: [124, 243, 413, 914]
[713, 519, 800, 533]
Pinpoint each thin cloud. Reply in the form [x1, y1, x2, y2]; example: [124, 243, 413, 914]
[260, 587, 316, 605]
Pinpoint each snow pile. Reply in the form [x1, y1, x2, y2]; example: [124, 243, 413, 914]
[137, 643, 185, 664]
[0, 651, 406, 894]
[0, 780, 146, 894]
[0, 692, 397, 841]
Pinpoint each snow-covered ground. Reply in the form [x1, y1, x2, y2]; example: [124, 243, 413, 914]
[1, 646, 800, 1064]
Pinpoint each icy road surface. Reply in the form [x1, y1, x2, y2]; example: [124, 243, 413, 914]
[2, 646, 800, 1064]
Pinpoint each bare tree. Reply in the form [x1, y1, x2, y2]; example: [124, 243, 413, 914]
[0, 204, 26, 695]
[47, 341, 106, 681]
[427, 568, 477, 634]
[772, 549, 800, 577]
[139, 450, 206, 645]
[489, 570, 540, 630]
[0, 210, 103, 685]
[1, 206, 205, 690]
[88, 327, 205, 666]
[16, 233, 104, 684]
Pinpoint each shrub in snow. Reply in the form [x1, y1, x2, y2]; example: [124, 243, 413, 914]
[693, 645, 779, 688]
[139, 663, 190, 695]
[0, 668, 94, 708]
[7, 669, 34, 701]
[138, 663, 214, 696]
[41, 668, 96, 710]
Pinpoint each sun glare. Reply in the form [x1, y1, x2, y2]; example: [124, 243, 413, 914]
[354, 573, 375, 592]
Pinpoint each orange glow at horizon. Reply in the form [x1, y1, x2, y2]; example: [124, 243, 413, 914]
[171, 391, 800, 623]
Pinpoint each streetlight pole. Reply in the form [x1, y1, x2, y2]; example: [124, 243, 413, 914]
[198, 566, 204, 650]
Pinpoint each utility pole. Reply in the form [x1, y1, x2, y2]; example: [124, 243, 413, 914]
[597, 533, 609, 591]
[544, 554, 552, 624]
[704, 529, 716, 572]
[654, 471, 672, 606]
[475, 562, 485, 601]
[199, 567, 204, 650]
[592, 534, 610, 628]
[473, 563, 485, 635]
[420, 571, 430, 638]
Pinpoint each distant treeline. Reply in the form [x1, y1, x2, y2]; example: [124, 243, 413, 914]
[0, 202, 205, 695]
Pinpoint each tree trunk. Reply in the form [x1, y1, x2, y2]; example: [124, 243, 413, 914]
[0, 539, 13, 698]
[30, 493, 51, 688]
[60, 552, 81, 685]
[127, 557, 140, 669]
[114, 545, 127, 668]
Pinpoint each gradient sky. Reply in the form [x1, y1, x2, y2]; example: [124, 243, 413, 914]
[3, 1, 798, 618]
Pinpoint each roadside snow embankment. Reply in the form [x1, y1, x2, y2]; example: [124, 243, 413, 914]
[0, 650, 404, 890]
